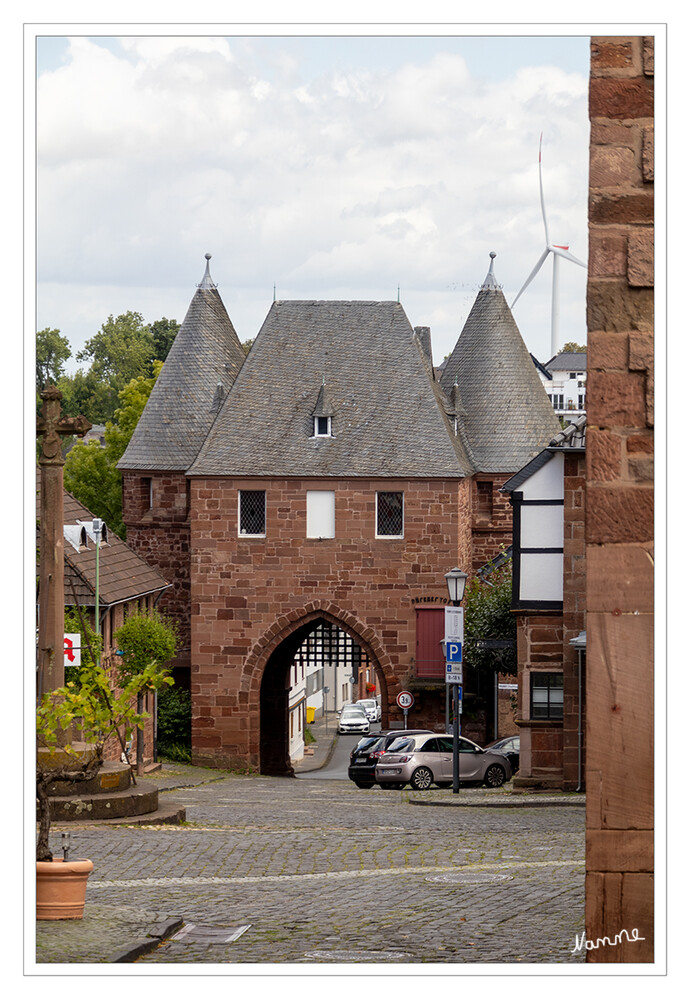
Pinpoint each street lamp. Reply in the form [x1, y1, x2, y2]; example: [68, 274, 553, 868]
[445, 567, 468, 795]
[444, 567, 468, 605]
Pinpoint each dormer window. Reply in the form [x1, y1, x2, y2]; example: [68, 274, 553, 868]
[314, 415, 332, 437]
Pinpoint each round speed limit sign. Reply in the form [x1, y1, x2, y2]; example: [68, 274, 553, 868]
[396, 690, 414, 710]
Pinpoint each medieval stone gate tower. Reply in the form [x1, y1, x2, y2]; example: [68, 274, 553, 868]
[120, 255, 559, 772]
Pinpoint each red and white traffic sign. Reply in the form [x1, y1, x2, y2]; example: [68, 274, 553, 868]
[396, 690, 414, 710]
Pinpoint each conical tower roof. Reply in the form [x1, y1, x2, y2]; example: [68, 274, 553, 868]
[118, 255, 246, 471]
[440, 253, 561, 472]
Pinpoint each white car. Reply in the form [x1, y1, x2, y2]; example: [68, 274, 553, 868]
[356, 698, 381, 723]
[338, 704, 370, 735]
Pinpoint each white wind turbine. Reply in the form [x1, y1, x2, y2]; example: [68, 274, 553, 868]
[511, 134, 586, 360]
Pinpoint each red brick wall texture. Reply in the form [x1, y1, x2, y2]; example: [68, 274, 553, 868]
[586, 35, 654, 963]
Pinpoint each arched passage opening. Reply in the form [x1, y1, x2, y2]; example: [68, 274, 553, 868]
[259, 616, 387, 776]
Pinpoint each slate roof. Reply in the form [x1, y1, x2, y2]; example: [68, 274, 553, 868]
[545, 351, 587, 372]
[118, 256, 246, 471]
[36, 472, 170, 609]
[188, 300, 474, 478]
[440, 254, 561, 473]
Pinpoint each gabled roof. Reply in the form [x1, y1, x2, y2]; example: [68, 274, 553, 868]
[118, 256, 246, 471]
[36, 473, 170, 609]
[188, 300, 474, 478]
[440, 254, 561, 473]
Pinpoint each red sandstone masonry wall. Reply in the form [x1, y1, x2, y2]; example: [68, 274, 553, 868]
[562, 451, 587, 790]
[122, 471, 192, 670]
[586, 35, 654, 963]
[189, 476, 472, 769]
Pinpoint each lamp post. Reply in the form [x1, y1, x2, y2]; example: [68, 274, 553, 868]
[445, 567, 468, 795]
[92, 519, 103, 664]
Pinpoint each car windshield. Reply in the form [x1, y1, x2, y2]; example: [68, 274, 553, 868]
[357, 700, 375, 708]
[342, 706, 365, 716]
[385, 737, 414, 753]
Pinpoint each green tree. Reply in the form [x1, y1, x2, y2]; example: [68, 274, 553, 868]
[463, 561, 517, 677]
[75, 311, 155, 419]
[36, 328, 72, 391]
[114, 610, 178, 683]
[561, 341, 586, 353]
[149, 317, 180, 364]
[63, 362, 162, 538]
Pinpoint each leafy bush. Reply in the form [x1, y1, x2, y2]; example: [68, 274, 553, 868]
[157, 684, 192, 754]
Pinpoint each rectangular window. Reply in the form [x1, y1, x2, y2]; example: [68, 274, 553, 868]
[376, 491, 404, 537]
[238, 490, 266, 536]
[530, 672, 564, 719]
[314, 416, 331, 437]
[306, 490, 335, 538]
[142, 477, 152, 511]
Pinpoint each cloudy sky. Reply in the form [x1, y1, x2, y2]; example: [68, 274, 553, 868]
[33, 27, 591, 371]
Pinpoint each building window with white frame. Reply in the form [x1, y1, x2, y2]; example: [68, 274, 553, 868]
[313, 415, 332, 437]
[376, 491, 404, 537]
[238, 490, 266, 536]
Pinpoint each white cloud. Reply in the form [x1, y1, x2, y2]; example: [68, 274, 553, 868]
[35, 34, 590, 369]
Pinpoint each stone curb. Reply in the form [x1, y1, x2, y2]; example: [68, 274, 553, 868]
[409, 795, 586, 808]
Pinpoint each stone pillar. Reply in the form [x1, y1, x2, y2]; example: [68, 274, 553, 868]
[586, 36, 654, 963]
[37, 387, 91, 697]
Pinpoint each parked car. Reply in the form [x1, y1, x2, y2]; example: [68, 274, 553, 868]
[337, 704, 370, 735]
[348, 729, 434, 788]
[356, 698, 381, 723]
[485, 735, 520, 775]
[375, 732, 511, 790]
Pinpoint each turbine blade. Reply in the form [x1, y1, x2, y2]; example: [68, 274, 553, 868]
[551, 245, 587, 268]
[511, 248, 550, 309]
[538, 134, 550, 246]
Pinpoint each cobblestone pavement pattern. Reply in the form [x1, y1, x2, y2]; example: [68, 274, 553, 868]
[37, 760, 586, 967]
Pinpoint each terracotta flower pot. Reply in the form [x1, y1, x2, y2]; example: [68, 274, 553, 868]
[36, 858, 94, 920]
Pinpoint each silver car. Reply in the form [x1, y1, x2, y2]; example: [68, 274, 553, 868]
[356, 698, 381, 723]
[338, 704, 370, 735]
[375, 732, 510, 789]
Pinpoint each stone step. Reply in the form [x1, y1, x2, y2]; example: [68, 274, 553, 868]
[48, 784, 161, 822]
[49, 799, 187, 827]
[46, 760, 134, 798]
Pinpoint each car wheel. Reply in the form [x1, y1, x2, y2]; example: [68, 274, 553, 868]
[410, 767, 434, 791]
[354, 781, 374, 789]
[435, 782, 452, 788]
[484, 764, 507, 788]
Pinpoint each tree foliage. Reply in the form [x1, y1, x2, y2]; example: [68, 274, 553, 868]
[561, 341, 586, 353]
[63, 362, 162, 538]
[36, 328, 72, 391]
[49, 312, 177, 424]
[463, 562, 517, 677]
[114, 610, 178, 684]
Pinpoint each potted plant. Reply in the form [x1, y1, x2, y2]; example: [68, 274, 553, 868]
[36, 658, 173, 919]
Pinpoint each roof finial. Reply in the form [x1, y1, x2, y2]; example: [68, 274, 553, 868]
[481, 251, 499, 290]
[198, 253, 217, 290]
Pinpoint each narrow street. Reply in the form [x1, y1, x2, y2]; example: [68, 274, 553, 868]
[37, 736, 586, 966]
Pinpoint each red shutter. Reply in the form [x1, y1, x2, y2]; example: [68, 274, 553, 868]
[415, 607, 445, 678]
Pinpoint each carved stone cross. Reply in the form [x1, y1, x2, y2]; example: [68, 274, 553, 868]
[37, 387, 91, 696]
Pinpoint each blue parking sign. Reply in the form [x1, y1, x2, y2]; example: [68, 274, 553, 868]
[445, 641, 463, 662]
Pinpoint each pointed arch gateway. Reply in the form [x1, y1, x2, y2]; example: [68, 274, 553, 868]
[242, 604, 396, 776]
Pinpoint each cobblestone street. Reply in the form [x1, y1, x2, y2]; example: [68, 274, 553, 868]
[38, 761, 586, 967]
